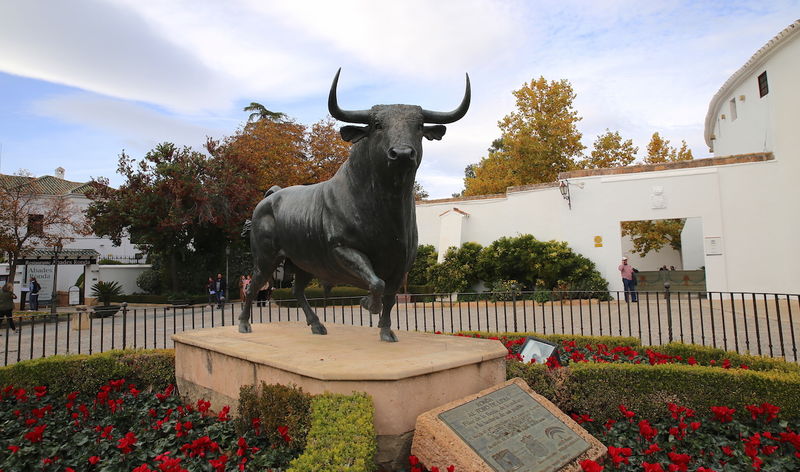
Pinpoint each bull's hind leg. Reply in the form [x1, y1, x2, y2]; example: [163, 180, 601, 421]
[378, 293, 398, 342]
[331, 247, 385, 314]
[238, 256, 282, 333]
[294, 269, 327, 335]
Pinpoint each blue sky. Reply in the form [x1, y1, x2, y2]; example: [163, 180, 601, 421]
[0, 1, 797, 198]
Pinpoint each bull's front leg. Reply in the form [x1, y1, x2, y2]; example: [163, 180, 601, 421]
[331, 247, 384, 315]
[378, 293, 398, 342]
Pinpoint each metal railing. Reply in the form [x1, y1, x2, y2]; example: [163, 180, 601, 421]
[2, 287, 798, 366]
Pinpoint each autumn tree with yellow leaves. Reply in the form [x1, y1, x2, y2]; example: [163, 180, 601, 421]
[463, 77, 585, 196]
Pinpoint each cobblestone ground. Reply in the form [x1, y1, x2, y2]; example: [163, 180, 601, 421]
[3, 293, 799, 366]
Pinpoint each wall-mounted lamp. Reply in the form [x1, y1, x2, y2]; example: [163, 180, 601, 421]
[559, 180, 583, 210]
[559, 180, 571, 209]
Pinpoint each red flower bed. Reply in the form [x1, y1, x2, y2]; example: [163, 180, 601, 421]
[0, 381, 302, 471]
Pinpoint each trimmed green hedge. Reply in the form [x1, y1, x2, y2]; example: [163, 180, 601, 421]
[0, 349, 175, 399]
[288, 392, 376, 472]
[509, 361, 800, 423]
[272, 287, 368, 307]
[650, 342, 800, 374]
[109, 294, 209, 305]
[457, 331, 642, 348]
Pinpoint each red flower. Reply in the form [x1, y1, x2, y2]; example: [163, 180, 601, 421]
[447, 466, 455, 472]
[545, 355, 561, 369]
[690, 421, 701, 431]
[667, 452, 690, 471]
[641, 462, 665, 472]
[278, 425, 293, 443]
[132, 465, 154, 472]
[618, 405, 636, 419]
[697, 468, 717, 472]
[409, 455, 419, 465]
[570, 413, 594, 424]
[117, 432, 137, 454]
[607, 446, 631, 466]
[638, 420, 658, 442]
[209, 455, 228, 472]
[580, 459, 604, 471]
[217, 406, 230, 422]
[7, 445, 19, 454]
[25, 424, 46, 443]
[604, 419, 617, 431]
[710, 406, 735, 423]
[720, 446, 734, 457]
[88, 456, 100, 465]
[643, 443, 662, 455]
[34, 386, 47, 397]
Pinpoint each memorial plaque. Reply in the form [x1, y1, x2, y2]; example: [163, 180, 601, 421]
[438, 384, 590, 472]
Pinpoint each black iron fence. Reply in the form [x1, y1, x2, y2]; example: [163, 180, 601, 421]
[2, 288, 798, 366]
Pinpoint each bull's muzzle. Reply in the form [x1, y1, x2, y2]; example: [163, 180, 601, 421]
[387, 145, 416, 161]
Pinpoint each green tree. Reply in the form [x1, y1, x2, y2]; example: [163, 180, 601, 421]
[464, 77, 584, 195]
[243, 102, 286, 123]
[621, 219, 686, 257]
[406, 244, 437, 287]
[428, 242, 483, 293]
[413, 181, 429, 200]
[86, 142, 261, 292]
[578, 129, 638, 169]
[645, 132, 693, 164]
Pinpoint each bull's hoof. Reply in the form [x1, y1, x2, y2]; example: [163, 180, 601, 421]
[380, 327, 398, 342]
[360, 295, 383, 314]
[311, 322, 328, 335]
[238, 321, 252, 333]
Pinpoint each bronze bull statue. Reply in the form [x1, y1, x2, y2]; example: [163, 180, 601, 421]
[238, 69, 470, 341]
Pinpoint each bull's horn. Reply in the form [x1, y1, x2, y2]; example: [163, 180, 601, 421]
[422, 73, 471, 124]
[328, 68, 370, 124]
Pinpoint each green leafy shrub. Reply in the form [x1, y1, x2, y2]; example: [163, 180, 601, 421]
[406, 244, 437, 286]
[477, 235, 610, 297]
[237, 383, 312, 451]
[0, 349, 175, 399]
[98, 258, 124, 265]
[486, 279, 523, 301]
[288, 392, 376, 472]
[136, 269, 162, 294]
[428, 242, 483, 293]
[91, 281, 124, 306]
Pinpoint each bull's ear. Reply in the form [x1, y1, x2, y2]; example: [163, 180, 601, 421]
[423, 125, 447, 141]
[340, 125, 369, 143]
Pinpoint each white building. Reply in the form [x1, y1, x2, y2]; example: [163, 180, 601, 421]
[0, 169, 147, 304]
[416, 20, 800, 295]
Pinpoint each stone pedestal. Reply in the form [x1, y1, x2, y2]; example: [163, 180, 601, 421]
[172, 322, 507, 471]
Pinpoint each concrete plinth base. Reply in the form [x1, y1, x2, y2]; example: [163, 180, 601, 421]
[172, 322, 507, 471]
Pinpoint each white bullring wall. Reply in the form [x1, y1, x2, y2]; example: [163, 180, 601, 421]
[416, 157, 796, 295]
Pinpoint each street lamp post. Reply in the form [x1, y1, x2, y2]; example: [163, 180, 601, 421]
[50, 240, 63, 317]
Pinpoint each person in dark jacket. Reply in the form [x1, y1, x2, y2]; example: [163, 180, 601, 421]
[0, 283, 18, 332]
[215, 273, 226, 309]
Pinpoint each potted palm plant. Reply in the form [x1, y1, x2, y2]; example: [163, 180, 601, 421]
[90, 281, 123, 317]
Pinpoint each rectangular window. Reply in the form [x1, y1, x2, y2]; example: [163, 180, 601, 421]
[758, 71, 769, 97]
[729, 98, 737, 121]
[27, 214, 44, 235]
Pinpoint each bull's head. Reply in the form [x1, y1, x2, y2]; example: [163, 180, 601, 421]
[328, 69, 470, 168]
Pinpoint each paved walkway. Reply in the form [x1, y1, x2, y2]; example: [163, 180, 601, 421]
[2, 294, 799, 366]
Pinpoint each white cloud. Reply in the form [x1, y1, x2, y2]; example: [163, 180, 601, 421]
[31, 94, 223, 152]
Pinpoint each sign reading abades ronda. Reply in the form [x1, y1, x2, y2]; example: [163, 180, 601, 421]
[412, 378, 607, 472]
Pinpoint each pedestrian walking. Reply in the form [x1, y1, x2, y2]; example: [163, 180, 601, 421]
[29, 277, 41, 311]
[215, 273, 226, 309]
[19, 279, 29, 311]
[205, 277, 216, 306]
[0, 283, 18, 332]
